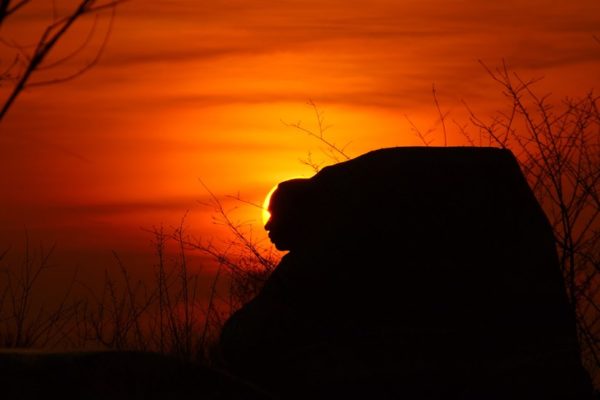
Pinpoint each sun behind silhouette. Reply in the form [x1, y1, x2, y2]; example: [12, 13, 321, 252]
[262, 176, 307, 226]
[262, 184, 278, 226]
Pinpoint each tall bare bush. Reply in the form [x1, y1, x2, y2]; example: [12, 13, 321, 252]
[460, 62, 600, 377]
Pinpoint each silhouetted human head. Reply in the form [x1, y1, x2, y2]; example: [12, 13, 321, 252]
[264, 178, 313, 251]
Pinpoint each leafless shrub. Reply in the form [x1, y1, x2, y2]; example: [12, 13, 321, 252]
[0, 237, 78, 348]
[77, 220, 218, 363]
[189, 183, 279, 314]
[76, 252, 154, 352]
[459, 61, 600, 378]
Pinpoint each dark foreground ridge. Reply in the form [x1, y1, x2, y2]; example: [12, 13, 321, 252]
[220, 147, 595, 399]
[0, 350, 272, 400]
[0, 147, 594, 399]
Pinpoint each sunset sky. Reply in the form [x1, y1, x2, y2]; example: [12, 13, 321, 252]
[1, 0, 599, 295]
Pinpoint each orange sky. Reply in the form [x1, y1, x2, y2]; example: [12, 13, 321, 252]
[0, 0, 599, 292]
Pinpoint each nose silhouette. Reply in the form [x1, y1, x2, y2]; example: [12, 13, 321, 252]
[262, 178, 314, 251]
[264, 216, 273, 231]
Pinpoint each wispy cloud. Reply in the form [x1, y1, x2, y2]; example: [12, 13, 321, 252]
[2, 0, 599, 272]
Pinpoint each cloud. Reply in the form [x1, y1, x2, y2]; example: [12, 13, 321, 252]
[52, 197, 203, 216]
[102, 46, 254, 67]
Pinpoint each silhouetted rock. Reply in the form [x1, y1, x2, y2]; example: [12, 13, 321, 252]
[0, 350, 272, 400]
[220, 147, 595, 399]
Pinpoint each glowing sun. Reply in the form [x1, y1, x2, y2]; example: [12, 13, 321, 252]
[262, 176, 308, 226]
[262, 184, 279, 226]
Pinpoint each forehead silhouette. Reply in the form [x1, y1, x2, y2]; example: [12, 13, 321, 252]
[269, 178, 312, 213]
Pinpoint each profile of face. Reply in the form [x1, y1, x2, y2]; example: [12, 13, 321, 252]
[264, 179, 312, 251]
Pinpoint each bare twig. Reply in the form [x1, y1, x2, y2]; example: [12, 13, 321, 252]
[468, 62, 600, 378]
[282, 100, 351, 170]
[0, 0, 29, 26]
[405, 114, 433, 146]
[0, 0, 126, 122]
[432, 84, 448, 146]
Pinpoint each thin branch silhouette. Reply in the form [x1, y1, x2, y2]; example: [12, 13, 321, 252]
[282, 100, 351, 171]
[0, 0, 127, 122]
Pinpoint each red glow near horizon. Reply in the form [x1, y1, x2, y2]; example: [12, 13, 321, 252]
[0, 0, 599, 288]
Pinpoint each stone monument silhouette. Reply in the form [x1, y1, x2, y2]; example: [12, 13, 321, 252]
[220, 147, 594, 399]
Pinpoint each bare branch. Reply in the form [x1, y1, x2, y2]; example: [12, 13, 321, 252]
[36, 14, 101, 71]
[28, 7, 115, 87]
[432, 84, 449, 146]
[464, 63, 600, 375]
[283, 100, 351, 166]
[0, 0, 29, 26]
[404, 114, 433, 146]
[0, 0, 126, 122]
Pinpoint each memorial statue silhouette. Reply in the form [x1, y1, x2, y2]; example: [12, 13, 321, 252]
[219, 147, 595, 399]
